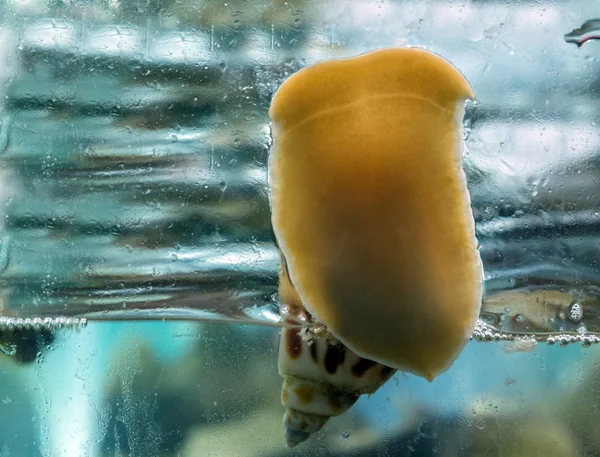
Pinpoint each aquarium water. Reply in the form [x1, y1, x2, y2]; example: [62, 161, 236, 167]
[2, 0, 600, 456]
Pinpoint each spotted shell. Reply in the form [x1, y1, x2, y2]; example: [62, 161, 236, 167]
[278, 302, 395, 447]
[269, 47, 482, 445]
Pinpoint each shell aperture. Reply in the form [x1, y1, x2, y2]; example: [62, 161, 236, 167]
[269, 47, 482, 445]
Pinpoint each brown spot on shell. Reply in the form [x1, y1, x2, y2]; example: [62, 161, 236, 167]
[324, 343, 346, 374]
[294, 383, 316, 404]
[283, 304, 303, 325]
[309, 341, 318, 363]
[351, 358, 377, 377]
[282, 388, 289, 402]
[286, 415, 292, 425]
[286, 328, 303, 359]
[282, 302, 314, 324]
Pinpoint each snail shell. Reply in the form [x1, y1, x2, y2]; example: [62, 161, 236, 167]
[269, 47, 482, 446]
[278, 303, 396, 447]
[277, 256, 396, 446]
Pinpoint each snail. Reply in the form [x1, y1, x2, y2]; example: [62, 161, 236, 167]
[268, 47, 483, 447]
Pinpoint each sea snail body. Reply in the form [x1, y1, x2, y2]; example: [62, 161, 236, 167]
[268, 47, 483, 447]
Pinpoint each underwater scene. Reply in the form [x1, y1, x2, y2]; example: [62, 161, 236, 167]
[1, 0, 600, 455]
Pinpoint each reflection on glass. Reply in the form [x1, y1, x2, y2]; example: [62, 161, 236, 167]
[1, 0, 600, 456]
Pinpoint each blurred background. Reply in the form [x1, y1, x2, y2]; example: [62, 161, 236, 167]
[1, 0, 600, 456]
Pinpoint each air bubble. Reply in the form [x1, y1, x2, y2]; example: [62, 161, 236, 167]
[0, 316, 87, 331]
[559, 337, 569, 346]
[582, 337, 592, 347]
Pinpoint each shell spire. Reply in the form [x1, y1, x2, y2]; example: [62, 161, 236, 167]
[277, 259, 396, 447]
[269, 47, 482, 445]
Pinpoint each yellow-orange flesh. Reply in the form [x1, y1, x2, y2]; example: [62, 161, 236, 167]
[269, 47, 483, 381]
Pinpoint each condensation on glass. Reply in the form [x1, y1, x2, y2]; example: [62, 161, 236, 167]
[0, 1, 600, 457]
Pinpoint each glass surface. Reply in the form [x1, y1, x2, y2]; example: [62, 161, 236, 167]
[1, 0, 600, 456]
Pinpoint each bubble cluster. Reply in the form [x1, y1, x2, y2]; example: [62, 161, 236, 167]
[0, 316, 87, 331]
[471, 319, 600, 347]
[546, 334, 600, 347]
[471, 320, 516, 342]
[567, 302, 583, 323]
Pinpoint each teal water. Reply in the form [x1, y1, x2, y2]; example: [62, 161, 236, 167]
[1, 0, 600, 456]
[1, 320, 598, 457]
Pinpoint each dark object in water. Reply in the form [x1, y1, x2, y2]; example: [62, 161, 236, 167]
[564, 19, 600, 47]
[0, 329, 55, 363]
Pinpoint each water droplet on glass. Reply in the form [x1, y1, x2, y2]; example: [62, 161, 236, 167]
[463, 114, 473, 140]
[0, 115, 11, 154]
[0, 235, 9, 274]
